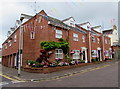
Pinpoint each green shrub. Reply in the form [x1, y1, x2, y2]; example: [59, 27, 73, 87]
[28, 60, 39, 66]
[79, 60, 85, 63]
[91, 59, 96, 62]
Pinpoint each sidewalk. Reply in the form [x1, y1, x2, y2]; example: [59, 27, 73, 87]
[1, 59, 119, 81]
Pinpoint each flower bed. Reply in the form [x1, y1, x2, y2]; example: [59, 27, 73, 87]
[22, 62, 94, 73]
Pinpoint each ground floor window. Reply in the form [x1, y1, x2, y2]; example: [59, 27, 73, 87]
[91, 50, 97, 57]
[73, 50, 80, 59]
[55, 49, 63, 59]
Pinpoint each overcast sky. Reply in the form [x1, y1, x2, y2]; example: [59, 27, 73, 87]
[0, 0, 119, 48]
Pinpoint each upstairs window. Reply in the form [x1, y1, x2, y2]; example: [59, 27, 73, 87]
[92, 36, 95, 42]
[30, 31, 35, 39]
[55, 49, 63, 59]
[73, 33, 78, 41]
[5, 44, 7, 49]
[8, 40, 12, 47]
[14, 34, 17, 42]
[56, 30, 62, 38]
[97, 38, 100, 44]
[105, 39, 107, 44]
[82, 36, 85, 42]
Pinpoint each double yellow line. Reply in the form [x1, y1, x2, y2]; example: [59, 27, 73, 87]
[0, 61, 118, 82]
[0, 73, 20, 81]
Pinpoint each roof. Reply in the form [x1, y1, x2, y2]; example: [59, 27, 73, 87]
[91, 25, 102, 29]
[102, 29, 113, 34]
[62, 17, 75, 22]
[78, 22, 90, 26]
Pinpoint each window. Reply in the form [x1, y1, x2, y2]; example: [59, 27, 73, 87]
[92, 36, 95, 42]
[82, 36, 85, 42]
[73, 33, 78, 41]
[8, 40, 12, 47]
[105, 39, 107, 44]
[104, 50, 109, 56]
[73, 50, 80, 59]
[55, 49, 63, 59]
[14, 34, 17, 42]
[5, 44, 7, 49]
[30, 31, 35, 39]
[56, 30, 62, 38]
[97, 38, 100, 44]
[91, 50, 97, 57]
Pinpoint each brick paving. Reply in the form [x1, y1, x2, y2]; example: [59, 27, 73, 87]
[1, 59, 118, 81]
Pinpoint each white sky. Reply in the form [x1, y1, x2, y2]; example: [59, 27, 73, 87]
[0, 0, 119, 48]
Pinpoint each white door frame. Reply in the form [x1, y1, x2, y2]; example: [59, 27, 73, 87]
[97, 47, 102, 61]
[81, 47, 87, 63]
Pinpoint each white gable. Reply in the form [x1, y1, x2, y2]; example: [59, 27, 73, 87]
[63, 17, 75, 27]
[80, 23, 91, 30]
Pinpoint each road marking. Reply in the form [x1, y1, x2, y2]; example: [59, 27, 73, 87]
[33, 63, 117, 82]
[0, 73, 19, 81]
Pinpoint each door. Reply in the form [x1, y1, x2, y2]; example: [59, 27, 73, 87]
[98, 50, 101, 61]
[83, 51, 86, 60]
[118, 50, 120, 59]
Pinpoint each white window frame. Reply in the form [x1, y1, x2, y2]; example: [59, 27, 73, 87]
[8, 40, 12, 47]
[97, 38, 100, 44]
[55, 49, 63, 59]
[82, 36, 85, 42]
[105, 39, 107, 44]
[55, 30, 62, 38]
[92, 36, 95, 42]
[91, 50, 97, 57]
[73, 50, 80, 59]
[14, 34, 17, 42]
[105, 50, 109, 56]
[30, 31, 35, 39]
[5, 44, 7, 49]
[73, 33, 78, 41]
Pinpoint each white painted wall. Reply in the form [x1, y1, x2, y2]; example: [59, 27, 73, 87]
[107, 30, 119, 46]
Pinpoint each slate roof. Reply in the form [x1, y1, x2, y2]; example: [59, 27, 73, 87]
[103, 29, 113, 34]
[38, 13, 86, 34]
[78, 22, 90, 26]
[62, 17, 75, 22]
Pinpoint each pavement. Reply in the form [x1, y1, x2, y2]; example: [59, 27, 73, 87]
[1, 59, 119, 82]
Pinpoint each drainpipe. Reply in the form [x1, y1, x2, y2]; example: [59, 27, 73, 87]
[102, 35, 105, 61]
[88, 31, 91, 62]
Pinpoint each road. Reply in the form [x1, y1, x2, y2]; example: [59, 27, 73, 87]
[0, 61, 119, 88]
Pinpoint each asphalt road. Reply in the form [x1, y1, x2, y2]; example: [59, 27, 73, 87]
[1, 61, 118, 87]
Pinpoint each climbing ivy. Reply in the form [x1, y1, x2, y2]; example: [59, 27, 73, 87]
[40, 39, 69, 54]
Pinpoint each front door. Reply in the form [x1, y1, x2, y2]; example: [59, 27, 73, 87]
[83, 51, 86, 60]
[98, 50, 101, 61]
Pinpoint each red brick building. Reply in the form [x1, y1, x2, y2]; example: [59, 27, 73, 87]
[2, 10, 111, 68]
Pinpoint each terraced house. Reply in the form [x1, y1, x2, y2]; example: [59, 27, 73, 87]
[2, 10, 111, 68]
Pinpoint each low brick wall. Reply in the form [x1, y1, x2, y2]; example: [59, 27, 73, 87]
[22, 63, 94, 74]
[22, 60, 112, 74]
